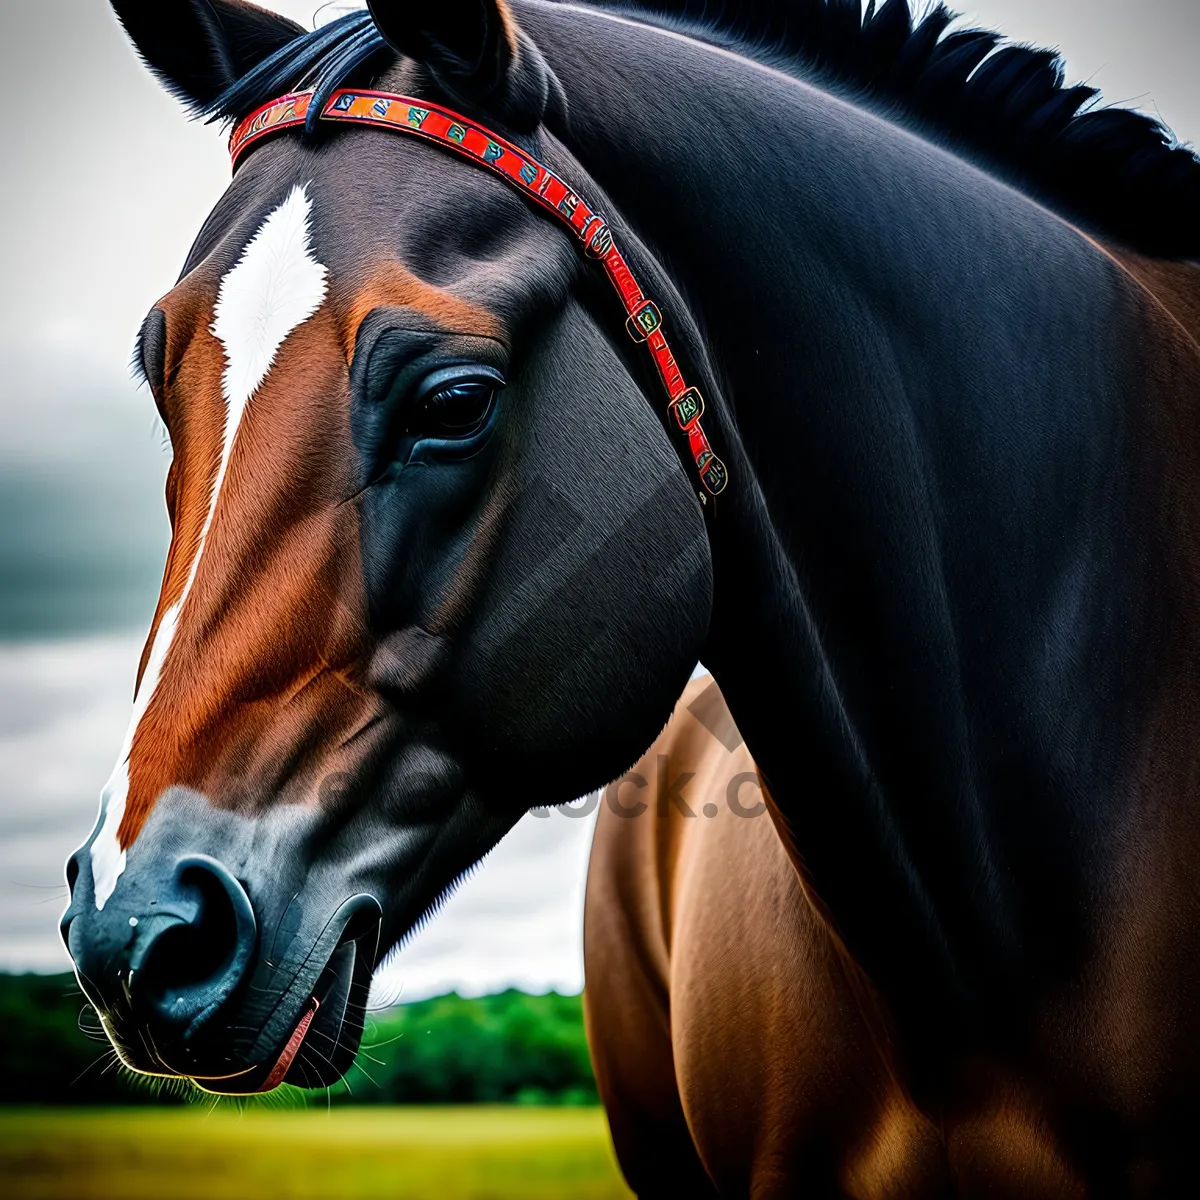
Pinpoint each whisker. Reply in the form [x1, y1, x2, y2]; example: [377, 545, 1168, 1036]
[294, 1050, 321, 1094]
[143, 1028, 173, 1075]
[363, 1030, 407, 1050]
[304, 1042, 359, 1095]
[266, 890, 303, 965]
[312, 1037, 378, 1090]
[70, 1050, 118, 1088]
[306, 1022, 354, 1063]
[366, 977, 405, 1011]
[74, 966, 106, 1000]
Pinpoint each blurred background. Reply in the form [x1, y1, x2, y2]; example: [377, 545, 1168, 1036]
[1, 2, 1197, 1198]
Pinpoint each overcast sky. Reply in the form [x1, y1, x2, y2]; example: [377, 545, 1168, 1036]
[2, 1, 1197, 994]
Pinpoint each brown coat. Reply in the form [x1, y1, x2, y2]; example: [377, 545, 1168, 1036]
[584, 677, 1087, 1198]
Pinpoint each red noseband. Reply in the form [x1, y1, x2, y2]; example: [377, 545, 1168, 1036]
[230, 88, 728, 499]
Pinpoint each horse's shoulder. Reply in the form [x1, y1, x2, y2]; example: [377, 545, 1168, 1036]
[1099, 245, 1200, 357]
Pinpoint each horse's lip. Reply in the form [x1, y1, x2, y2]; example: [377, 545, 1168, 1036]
[256, 996, 320, 1092]
[186, 996, 319, 1094]
[185, 1064, 259, 1082]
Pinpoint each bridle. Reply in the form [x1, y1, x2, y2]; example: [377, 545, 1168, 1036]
[230, 88, 728, 499]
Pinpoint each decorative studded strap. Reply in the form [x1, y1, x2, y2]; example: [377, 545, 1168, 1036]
[230, 88, 728, 497]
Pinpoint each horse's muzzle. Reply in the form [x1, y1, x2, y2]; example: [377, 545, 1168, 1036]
[60, 843, 380, 1091]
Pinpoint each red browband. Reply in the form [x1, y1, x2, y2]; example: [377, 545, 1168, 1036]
[230, 88, 728, 498]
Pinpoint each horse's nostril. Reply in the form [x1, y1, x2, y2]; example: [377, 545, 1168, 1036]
[60, 854, 83, 949]
[65, 852, 81, 897]
[128, 856, 257, 1037]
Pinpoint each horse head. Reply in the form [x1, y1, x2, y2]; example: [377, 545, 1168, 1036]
[60, 0, 712, 1092]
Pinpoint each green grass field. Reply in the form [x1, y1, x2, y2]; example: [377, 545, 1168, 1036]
[0, 1107, 635, 1200]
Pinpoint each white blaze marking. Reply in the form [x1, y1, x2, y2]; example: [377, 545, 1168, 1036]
[90, 184, 328, 910]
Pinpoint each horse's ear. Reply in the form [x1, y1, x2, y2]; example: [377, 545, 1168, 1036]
[366, 0, 555, 131]
[110, 1, 304, 111]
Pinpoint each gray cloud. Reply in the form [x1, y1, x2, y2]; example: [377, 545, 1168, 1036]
[0, 378, 169, 639]
[0, 633, 595, 998]
[0, 1, 327, 639]
[0, 636, 139, 970]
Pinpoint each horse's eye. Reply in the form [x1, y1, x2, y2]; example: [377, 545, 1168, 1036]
[405, 371, 501, 441]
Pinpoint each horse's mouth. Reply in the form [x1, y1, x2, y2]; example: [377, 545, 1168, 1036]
[255, 996, 320, 1091]
[189, 993, 323, 1095]
[191, 906, 378, 1095]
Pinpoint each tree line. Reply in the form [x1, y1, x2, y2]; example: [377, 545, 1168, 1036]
[0, 973, 598, 1106]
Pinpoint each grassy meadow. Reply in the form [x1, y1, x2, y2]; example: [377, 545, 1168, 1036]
[0, 1107, 634, 1200]
[0, 975, 629, 1196]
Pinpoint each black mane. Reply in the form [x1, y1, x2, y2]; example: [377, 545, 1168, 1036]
[209, 2, 1200, 259]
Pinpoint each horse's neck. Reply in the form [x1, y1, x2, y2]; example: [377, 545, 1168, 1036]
[528, 2, 1200, 1079]
[524, 3, 1100, 346]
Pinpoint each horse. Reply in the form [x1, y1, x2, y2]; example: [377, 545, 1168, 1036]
[59, 0, 1200, 1186]
[584, 674, 1084, 1195]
